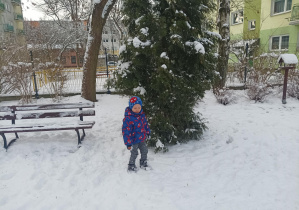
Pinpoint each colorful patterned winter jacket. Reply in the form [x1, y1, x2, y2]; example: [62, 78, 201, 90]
[122, 107, 150, 146]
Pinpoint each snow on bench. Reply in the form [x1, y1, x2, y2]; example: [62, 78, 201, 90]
[0, 103, 95, 150]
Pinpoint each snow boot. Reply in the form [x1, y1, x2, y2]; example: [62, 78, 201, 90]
[127, 164, 137, 173]
[140, 160, 151, 170]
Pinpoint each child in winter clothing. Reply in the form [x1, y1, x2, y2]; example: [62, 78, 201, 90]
[122, 96, 151, 172]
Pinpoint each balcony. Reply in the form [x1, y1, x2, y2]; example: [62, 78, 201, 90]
[290, 4, 299, 25]
[0, 2, 5, 11]
[11, 0, 21, 5]
[14, 13, 23, 20]
[3, 24, 14, 32]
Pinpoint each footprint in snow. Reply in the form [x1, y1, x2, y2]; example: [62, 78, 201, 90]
[226, 136, 234, 144]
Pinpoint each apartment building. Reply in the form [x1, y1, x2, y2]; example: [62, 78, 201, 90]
[230, 0, 297, 54]
[100, 19, 121, 56]
[0, 0, 25, 48]
[24, 20, 87, 68]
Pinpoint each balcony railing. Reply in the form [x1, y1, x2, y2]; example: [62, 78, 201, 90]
[11, 0, 21, 5]
[14, 13, 23, 20]
[3, 24, 14, 32]
[0, 2, 5, 11]
[290, 4, 299, 25]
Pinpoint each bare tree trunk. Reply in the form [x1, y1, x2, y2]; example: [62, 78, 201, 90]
[216, 0, 230, 88]
[110, 0, 126, 45]
[81, 0, 116, 101]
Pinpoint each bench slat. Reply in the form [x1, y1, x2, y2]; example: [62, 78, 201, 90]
[18, 109, 96, 119]
[0, 121, 95, 133]
[0, 103, 94, 112]
[0, 110, 95, 120]
[0, 113, 15, 120]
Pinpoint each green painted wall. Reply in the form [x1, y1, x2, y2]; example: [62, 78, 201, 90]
[260, 0, 294, 30]
[230, 0, 244, 41]
[231, 33, 243, 41]
[259, 25, 299, 53]
[243, 0, 261, 40]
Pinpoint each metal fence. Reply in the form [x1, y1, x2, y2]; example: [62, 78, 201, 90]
[33, 66, 117, 95]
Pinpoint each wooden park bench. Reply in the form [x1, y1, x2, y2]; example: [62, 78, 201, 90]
[0, 103, 95, 150]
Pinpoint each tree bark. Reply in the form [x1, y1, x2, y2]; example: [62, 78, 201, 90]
[81, 0, 116, 101]
[217, 0, 230, 88]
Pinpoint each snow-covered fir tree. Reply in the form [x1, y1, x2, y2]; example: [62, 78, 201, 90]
[116, 0, 218, 151]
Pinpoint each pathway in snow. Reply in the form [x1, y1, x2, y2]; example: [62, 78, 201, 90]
[0, 91, 298, 210]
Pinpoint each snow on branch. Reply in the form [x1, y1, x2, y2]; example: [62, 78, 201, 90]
[140, 27, 149, 36]
[160, 52, 169, 59]
[205, 31, 222, 39]
[185, 41, 205, 54]
[135, 16, 144, 25]
[133, 86, 146, 95]
[133, 37, 151, 48]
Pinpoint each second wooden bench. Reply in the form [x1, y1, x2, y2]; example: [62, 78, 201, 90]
[0, 102, 95, 150]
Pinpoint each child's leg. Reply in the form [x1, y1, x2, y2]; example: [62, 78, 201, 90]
[139, 142, 148, 163]
[129, 144, 139, 165]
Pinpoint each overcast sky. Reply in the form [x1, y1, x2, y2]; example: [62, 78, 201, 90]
[22, 0, 45, 20]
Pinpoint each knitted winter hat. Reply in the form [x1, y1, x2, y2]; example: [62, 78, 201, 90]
[129, 96, 142, 110]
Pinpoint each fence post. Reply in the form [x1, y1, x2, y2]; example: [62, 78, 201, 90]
[30, 51, 39, 99]
[244, 43, 249, 84]
[105, 48, 111, 94]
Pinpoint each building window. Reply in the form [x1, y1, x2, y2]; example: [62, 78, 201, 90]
[248, 20, 256, 30]
[71, 56, 76, 64]
[103, 39, 109, 42]
[270, 35, 289, 50]
[231, 10, 244, 25]
[272, 0, 292, 15]
[111, 39, 116, 42]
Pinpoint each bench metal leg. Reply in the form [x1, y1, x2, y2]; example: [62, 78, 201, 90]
[1, 133, 7, 150]
[75, 129, 86, 147]
[0, 133, 19, 151]
[75, 129, 82, 145]
[81, 129, 86, 141]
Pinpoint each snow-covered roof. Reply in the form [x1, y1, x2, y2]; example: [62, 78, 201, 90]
[277, 54, 298, 64]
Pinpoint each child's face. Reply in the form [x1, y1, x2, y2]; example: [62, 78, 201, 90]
[132, 104, 141, 113]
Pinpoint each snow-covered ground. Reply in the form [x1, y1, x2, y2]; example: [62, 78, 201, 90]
[0, 90, 299, 210]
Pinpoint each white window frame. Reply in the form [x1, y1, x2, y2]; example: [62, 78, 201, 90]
[231, 10, 244, 25]
[248, 20, 256, 30]
[271, 0, 292, 16]
[270, 35, 289, 51]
